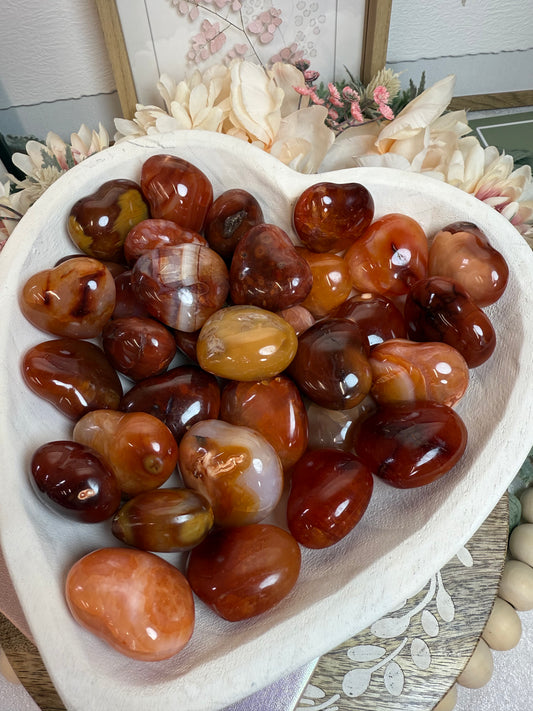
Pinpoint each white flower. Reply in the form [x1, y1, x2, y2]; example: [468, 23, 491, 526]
[268, 61, 309, 116]
[7, 125, 109, 223]
[270, 105, 334, 173]
[227, 60, 284, 148]
[115, 67, 232, 141]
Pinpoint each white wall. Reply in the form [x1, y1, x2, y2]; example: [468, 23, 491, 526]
[386, 0, 533, 96]
[0, 0, 120, 140]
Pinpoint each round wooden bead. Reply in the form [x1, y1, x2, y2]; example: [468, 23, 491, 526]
[456, 638, 493, 689]
[482, 596, 522, 650]
[498, 559, 533, 610]
[433, 684, 457, 711]
[520, 487, 533, 523]
[509, 523, 533, 567]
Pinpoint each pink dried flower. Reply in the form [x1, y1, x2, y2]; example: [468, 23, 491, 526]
[328, 83, 343, 108]
[304, 69, 320, 83]
[350, 101, 364, 123]
[328, 108, 339, 120]
[373, 85, 394, 120]
[342, 86, 359, 102]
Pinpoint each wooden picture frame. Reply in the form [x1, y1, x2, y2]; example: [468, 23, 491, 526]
[363, 0, 533, 112]
[96, 0, 384, 120]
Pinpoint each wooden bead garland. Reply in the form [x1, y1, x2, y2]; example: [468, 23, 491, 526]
[441, 483, 533, 709]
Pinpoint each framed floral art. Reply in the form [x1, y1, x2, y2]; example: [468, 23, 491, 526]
[95, 0, 391, 120]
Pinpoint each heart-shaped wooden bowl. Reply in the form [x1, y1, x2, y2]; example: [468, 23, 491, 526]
[1, 131, 532, 711]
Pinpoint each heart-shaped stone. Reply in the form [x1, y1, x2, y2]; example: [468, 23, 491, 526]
[229, 223, 312, 310]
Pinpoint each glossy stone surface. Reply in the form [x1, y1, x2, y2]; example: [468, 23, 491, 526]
[173, 329, 200, 362]
[112, 270, 152, 319]
[140, 154, 213, 231]
[229, 223, 313, 311]
[132, 244, 229, 332]
[73, 410, 178, 497]
[20, 257, 115, 339]
[65, 547, 194, 661]
[30, 440, 121, 523]
[68, 179, 149, 262]
[102, 316, 177, 381]
[404, 276, 496, 368]
[296, 247, 352, 318]
[205, 188, 264, 260]
[179, 419, 283, 527]
[186, 524, 301, 621]
[288, 318, 372, 410]
[124, 218, 207, 265]
[112, 488, 214, 552]
[276, 304, 315, 335]
[293, 181, 374, 252]
[332, 292, 407, 349]
[306, 396, 376, 451]
[287, 449, 373, 548]
[353, 401, 468, 488]
[344, 213, 428, 295]
[220, 375, 308, 470]
[22, 338, 122, 419]
[429, 221, 509, 306]
[369, 338, 469, 407]
[120, 364, 220, 443]
[196, 305, 298, 381]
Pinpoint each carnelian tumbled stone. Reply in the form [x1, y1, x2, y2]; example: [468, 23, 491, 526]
[332, 292, 407, 349]
[73, 410, 178, 497]
[220, 375, 308, 470]
[293, 181, 374, 253]
[112, 488, 214, 552]
[196, 305, 298, 381]
[124, 218, 207, 265]
[102, 316, 177, 381]
[140, 154, 213, 232]
[66, 547, 194, 660]
[296, 247, 352, 318]
[287, 449, 373, 548]
[429, 221, 509, 306]
[31, 440, 121, 523]
[404, 276, 496, 368]
[22, 338, 122, 419]
[369, 338, 469, 407]
[353, 401, 467, 488]
[179, 419, 283, 527]
[68, 179, 149, 262]
[229, 223, 312, 311]
[186, 524, 301, 621]
[344, 213, 428, 295]
[204, 188, 264, 260]
[120, 364, 221, 443]
[288, 318, 372, 410]
[132, 244, 229, 333]
[20, 257, 116, 339]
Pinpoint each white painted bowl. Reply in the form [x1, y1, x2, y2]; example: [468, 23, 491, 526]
[1, 131, 532, 711]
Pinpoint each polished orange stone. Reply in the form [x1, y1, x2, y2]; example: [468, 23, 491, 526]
[344, 213, 428, 295]
[73, 410, 178, 496]
[220, 375, 308, 470]
[179, 419, 283, 527]
[186, 524, 301, 621]
[428, 221, 509, 306]
[369, 338, 469, 407]
[20, 257, 116, 339]
[65, 547, 194, 660]
[196, 305, 298, 381]
[296, 247, 352, 318]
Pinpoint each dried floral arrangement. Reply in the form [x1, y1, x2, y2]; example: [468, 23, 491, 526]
[1, 0, 532, 248]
